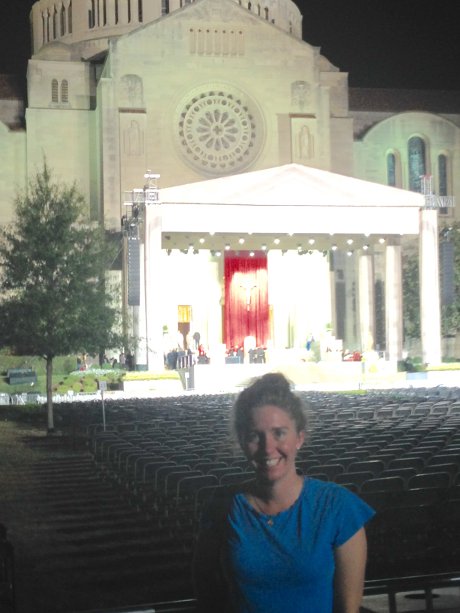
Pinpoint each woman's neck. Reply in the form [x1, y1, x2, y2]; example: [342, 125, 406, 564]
[252, 471, 304, 513]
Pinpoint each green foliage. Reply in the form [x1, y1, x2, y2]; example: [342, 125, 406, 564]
[402, 250, 420, 340]
[441, 223, 460, 336]
[397, 356, 425, 372]
[0, 163, 122, 429]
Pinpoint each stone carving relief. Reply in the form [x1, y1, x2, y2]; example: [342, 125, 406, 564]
[291, 80, 311, 112]
[296, 124, 314, 160]
[123, 119, 144, 156]
[120, 74, 144, 108]
[291, 117, 316, 162]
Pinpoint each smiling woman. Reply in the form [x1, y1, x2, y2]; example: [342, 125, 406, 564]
[193, 372, 375, 613]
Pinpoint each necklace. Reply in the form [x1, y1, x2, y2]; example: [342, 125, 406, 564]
[251, 496, 276, 526]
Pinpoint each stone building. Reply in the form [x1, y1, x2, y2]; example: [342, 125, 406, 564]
[0, 0, 458, 370]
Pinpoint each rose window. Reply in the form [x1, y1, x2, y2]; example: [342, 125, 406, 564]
[176, 89, 262, 175]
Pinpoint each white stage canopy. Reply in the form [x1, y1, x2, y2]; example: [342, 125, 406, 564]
[159, 163, 425, 237]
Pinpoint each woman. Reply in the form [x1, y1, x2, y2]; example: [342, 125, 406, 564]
[193, 372, 375, 612]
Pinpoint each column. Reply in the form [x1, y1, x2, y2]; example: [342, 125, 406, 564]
[419, 208, 441, 365]
[135, 240, 147, 368]
[144, 203, 164, 371]
[385, 240, 403, 363]
[358, 251, 375, 352]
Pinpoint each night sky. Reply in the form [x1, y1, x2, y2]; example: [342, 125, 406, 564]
[1, 0, 459, 90]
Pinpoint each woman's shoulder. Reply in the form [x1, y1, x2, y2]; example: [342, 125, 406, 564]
[303, 477, 362, 503]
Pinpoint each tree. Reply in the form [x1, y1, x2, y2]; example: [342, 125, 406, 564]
[402, 249, 420, 342]
[402, 223, 460, 351]
[0, 163, 121, 432]
[440, 223, 460, 338]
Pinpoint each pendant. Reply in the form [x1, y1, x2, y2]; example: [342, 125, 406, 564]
[267, 518, 274, 526]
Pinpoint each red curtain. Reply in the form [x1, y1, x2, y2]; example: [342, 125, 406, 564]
[224, 251, 269, 350]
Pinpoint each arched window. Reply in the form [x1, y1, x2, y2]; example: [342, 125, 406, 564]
[61, 80, 69, 103]
[102, 0, 107, 25]
[264, 7, 269, 19]
[115, 0, 119, 23]
[387, 153, 396, 187]
[138, 0, 143, 22]
[438, 154, 449, 215]
[408, 136, 426, 192]
[51, 79, 59, 103]
[68, 0, 73, 33]
[46, 9, 51, 41]
[42, 12, 47, 44]
[88, 0, 95, 28]
[52, 6, 58, 39]
[161, 0, 169, 15]
[60, 4, 66, 35]
[438, 154, 448, 196]
[127, 0, 132, 22]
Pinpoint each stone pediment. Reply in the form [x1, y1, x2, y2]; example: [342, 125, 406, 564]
[120, 0, 296, 46]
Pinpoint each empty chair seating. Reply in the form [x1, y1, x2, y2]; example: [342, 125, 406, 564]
[220, 472, 253, 486]
[347, 460, 385, 477]
[335, 471, 374, 490]
[379, 467, 417, 487]
[307, 464, 345, 480]
[360, 476, 405, 493]
[407, 472, 452, 490]
[208, 466, 242, 481]
[388, 457, 426, 472]
[422, 463, 459, 485]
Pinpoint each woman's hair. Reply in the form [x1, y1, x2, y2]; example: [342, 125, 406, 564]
[233, 372, 308, 445]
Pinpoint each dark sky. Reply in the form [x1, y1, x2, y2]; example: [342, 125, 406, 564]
[1, 0, 459, 90]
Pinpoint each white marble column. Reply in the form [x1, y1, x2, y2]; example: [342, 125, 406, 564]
[358, 251, 375, 352]
[144, 203, 164, 371]
[419, 208, 441, 365]
[385, 241, 403, 363]
[135, 241, 147, 367]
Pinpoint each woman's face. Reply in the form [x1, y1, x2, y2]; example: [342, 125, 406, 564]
[242, 404, 304, 484]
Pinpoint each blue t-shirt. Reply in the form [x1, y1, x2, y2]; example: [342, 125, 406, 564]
[222, 478, 375, 613]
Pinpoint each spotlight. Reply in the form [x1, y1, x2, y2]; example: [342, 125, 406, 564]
[308, 238, 315, 245]
[346, 238, 353, 245]
[331, 245, 338, 251]
[261, 244, 267, 251]
[249, 251, 255, 257]
[239, 237, 245, 244]
[274, 238, 280, 245]
[363, 244, 369, 251]
[379, 237, 385, 244]
[347, 250, 353, 256]
[225, 244, 231, 251]
[199, 237, 205, 244]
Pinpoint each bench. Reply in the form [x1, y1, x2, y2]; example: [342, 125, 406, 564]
[7, 368, 37, 386]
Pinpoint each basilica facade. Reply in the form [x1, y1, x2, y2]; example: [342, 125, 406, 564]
[0, 0, 459, 369]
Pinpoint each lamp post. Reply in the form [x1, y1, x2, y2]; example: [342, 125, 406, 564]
[122, 171, 161, 370]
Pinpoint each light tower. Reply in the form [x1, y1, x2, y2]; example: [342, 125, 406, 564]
[122, 171, 161, 370]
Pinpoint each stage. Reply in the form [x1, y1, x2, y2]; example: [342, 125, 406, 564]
[184, 357, 405, 393]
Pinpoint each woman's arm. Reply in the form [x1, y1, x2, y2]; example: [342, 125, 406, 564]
[333, 527, 368, 613]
